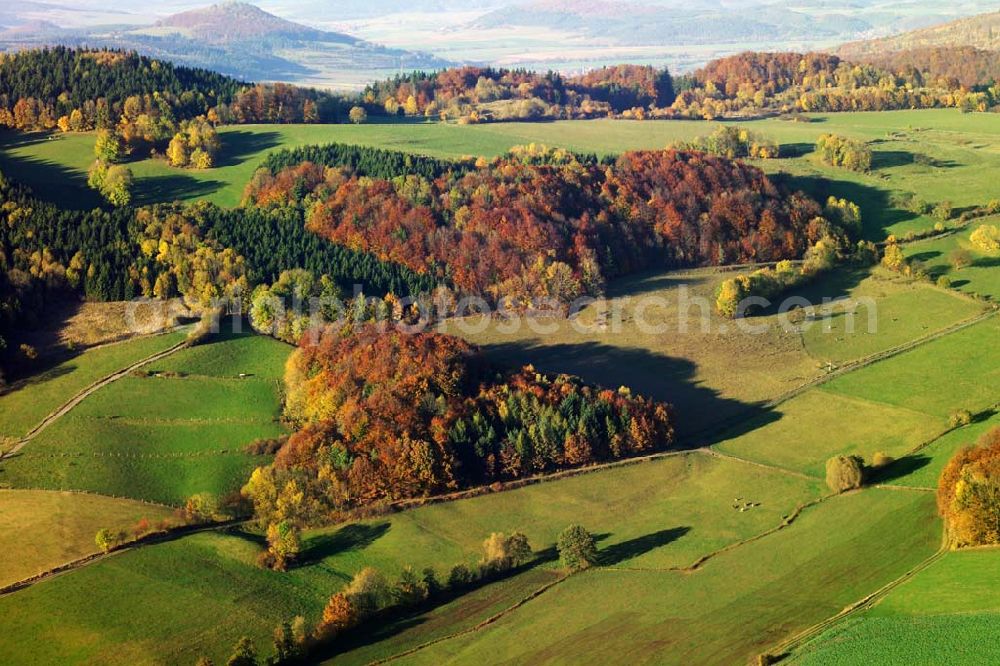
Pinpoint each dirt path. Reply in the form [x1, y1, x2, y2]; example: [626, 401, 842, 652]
[0, 339, 189, 462]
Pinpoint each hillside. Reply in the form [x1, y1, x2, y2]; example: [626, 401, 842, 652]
[472, 0, 871, 46]
[150, 2, 352, 45]
[0, 2, 451, 88]
[839, 10, 1000, 57]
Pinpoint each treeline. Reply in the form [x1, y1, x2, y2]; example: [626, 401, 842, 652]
[853, 46, 1000, 90]
[0, 47, 342, 135]
[258, 142, 472, 183]
[357, 64, 675, 122]
[247, 144, 850, 308]
[672, 51, 999, 119]
[241, 324, 675, 528]
[0, 169, 439, 379]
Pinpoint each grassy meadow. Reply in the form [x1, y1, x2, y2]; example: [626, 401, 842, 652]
[0, 325, 291, 505]
[0, 489, 172, 587]
[0, 451, 822, 664]
[0, 331, 187, 442]
[792, 550, 1000, 664]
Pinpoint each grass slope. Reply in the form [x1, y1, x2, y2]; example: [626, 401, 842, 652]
[0, 331, 188, 441]
[392, 489, 940, 665]
[792, 550, 1000, 665]
[0, 327, 291, 504]
[0, 452, 821, 664]
[0, 489, 172, 587]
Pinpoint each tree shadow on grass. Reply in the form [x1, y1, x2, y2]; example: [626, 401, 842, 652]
[480, 341, 780, 444]
[600, 527, 690, 566]
[780, 142, 814, 158]
[774, 173, 916, 241]
[867, 454, 931, 485]
[133, 173, 226, 205]
[298, 522, 392, 566]
[214, 130, 282, 168]
[0, 132, 103, 208]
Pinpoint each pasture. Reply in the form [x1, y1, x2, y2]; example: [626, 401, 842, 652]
[0, 489, 172, 587]
[903, 221, 1000, 300]
[0, 331, 187, 442]
[0, 451, 822, 664]
[0, 325, 291, 505]
[792, 550, 1000, 664]
[456, 264, 982, 438]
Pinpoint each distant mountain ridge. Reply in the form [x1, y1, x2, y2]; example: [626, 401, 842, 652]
[0, 2, 451, 89]
[152, 2, 353, 45]
[838, 11, 1000, 57]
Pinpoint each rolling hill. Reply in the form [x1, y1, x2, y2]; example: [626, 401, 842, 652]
[839, 10, 1000, 57]
[0, 2, 452, 89]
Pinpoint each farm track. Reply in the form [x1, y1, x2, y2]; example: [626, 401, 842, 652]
[0, 338, 189, 462]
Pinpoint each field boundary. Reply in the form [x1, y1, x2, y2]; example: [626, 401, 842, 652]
[0, 518, 245, 597]
[0, 338, 190, 462]
[769, 544, 948, 661]
[370, 572, 569, 664]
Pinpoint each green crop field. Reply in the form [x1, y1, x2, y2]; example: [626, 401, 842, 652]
[0, 331, 188, 441]
[792, 550, 1000, 664]
[0, 325, 291, 505]
[0, 489, 172, 587]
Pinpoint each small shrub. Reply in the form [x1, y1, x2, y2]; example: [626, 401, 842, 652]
[936, 275, 953, 289]
[871, 452, 895, 468]
[949, 409, 974, 428]
[950, 249, 973, 270]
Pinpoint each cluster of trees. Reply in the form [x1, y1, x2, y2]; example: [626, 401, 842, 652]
[240, 324, 674, 528]
[815, 133, 873, 172]
[0, 47, 344, 143]
[357, 65, 676, 122]
[674, 125, 779, 159]
[208, 528, 546, 665]
[0, 47, 241, 132]
[249, 145, 840, 308]
[166, 117, 221, 169]
[256, 142, 471, 188]
[669, 51, 999, 119]
[715, 197, 869, 317]
[938, 427, 1000, 547]
[87, 161, 135, 207]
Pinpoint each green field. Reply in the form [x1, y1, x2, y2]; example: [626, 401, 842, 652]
[0, 451, 821, 664]
[0, 489, 172, 587]
[792, 550, 1000, 664]
[904, 222, 1000, 300]
[0, 331, 187, 441]
[457, 264, 982, 439]
[0, 326, 291, 505]
[4, 110, 1000, 240]
[386, 490, 940, 665]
